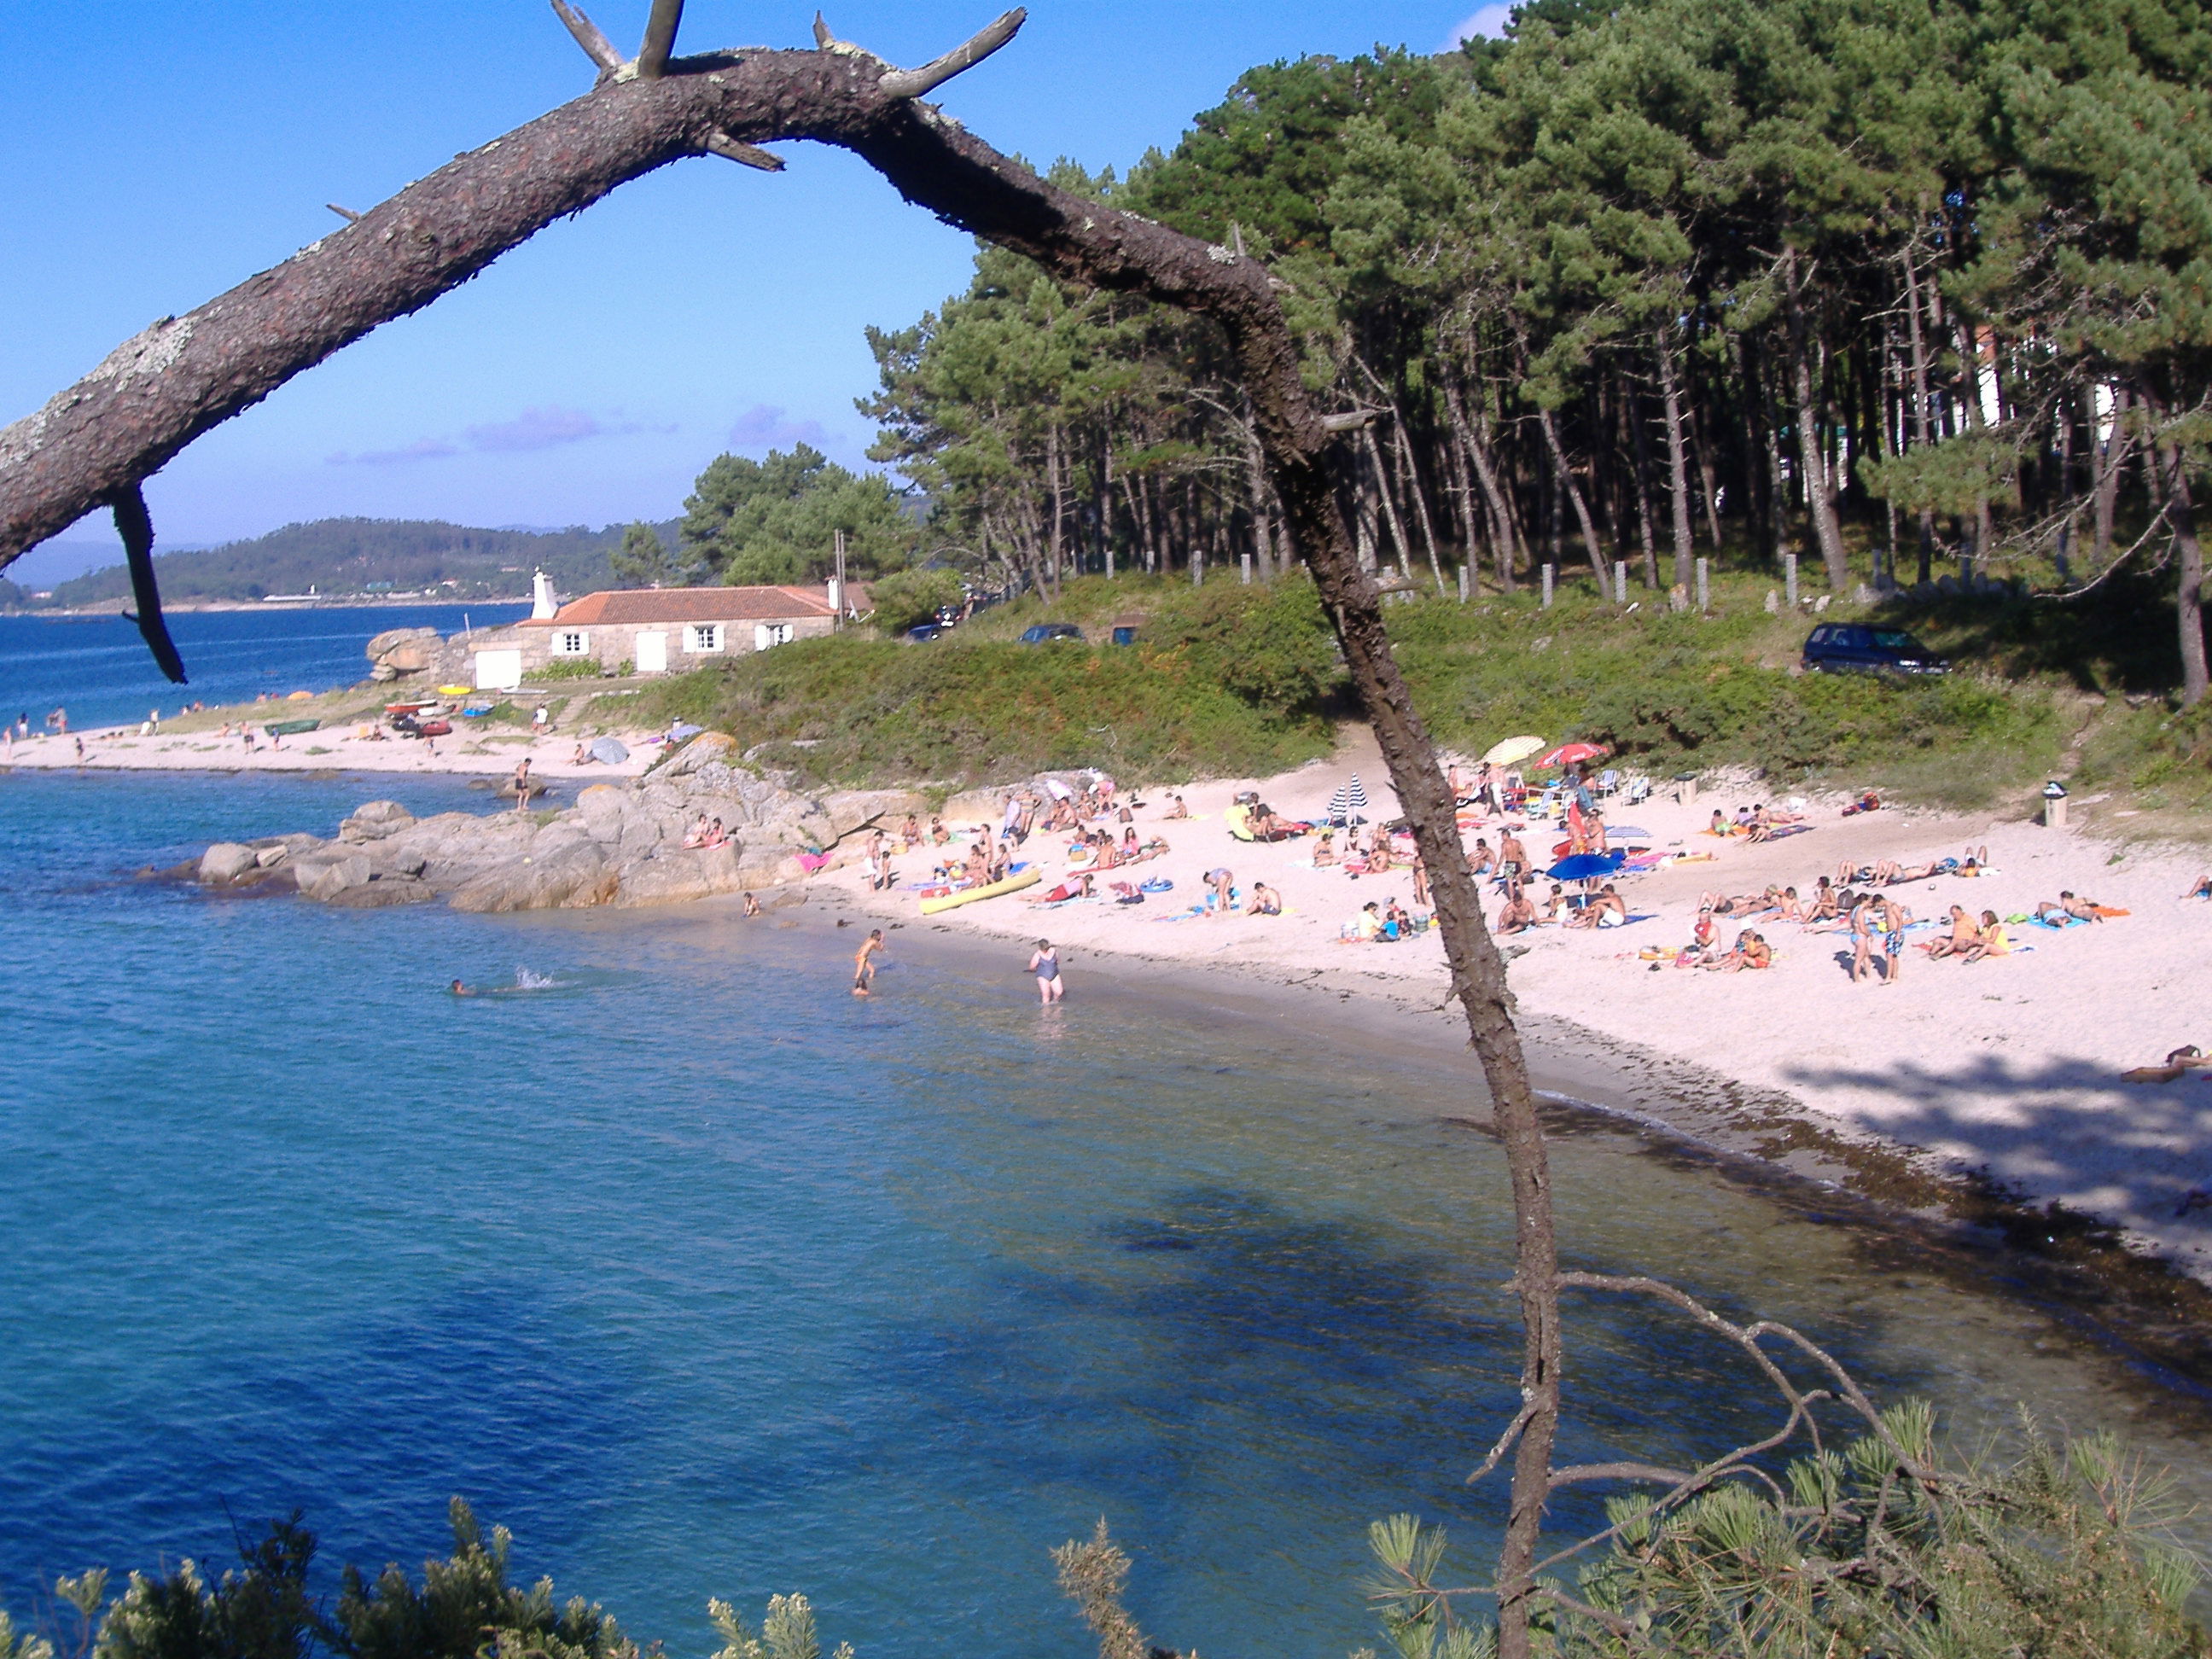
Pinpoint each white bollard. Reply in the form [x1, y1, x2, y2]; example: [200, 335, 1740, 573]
[1542, 564, 1555, 608]
[1696, 556, 1709, 614]
[1458, 564, 1470, 602]
[1784, 553, 1798, 608]
[1241, 552, 1253, 585]
[1615, 562, 1629, 605]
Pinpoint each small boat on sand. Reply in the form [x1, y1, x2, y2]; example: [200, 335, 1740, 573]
[919, 868, 1041, 916]
[264, 718, 319, 737]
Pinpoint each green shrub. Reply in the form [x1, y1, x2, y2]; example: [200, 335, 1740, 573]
[525, 658, 605, 682]
[870, 568, 969, 636]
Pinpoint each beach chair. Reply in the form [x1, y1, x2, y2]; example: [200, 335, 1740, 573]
[1625, 774, 1652, 806]
[1597, 768, 1620, 798]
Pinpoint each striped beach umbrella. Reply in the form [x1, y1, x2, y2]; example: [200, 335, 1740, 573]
[1326, 774, 1371, 826]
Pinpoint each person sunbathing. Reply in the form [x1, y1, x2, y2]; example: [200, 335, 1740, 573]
[681, 814, 713, 849]
[901, 813, 923, 849]
[1246, 881, 1284, 916]
[1468, 836, 1495, 875]
[1708, 810, 1731, 837]
[1772, 886, 1804, 923]
[1139, 834, 1171, 859]
[1496, 883, 1539, 934]
[700, 818, 729, 850]
[1804, 889, 1860, 933]
[1802, 880, 1840, 925]
[1540, 882, 1570, 923]
[1343, 900, 1384, 941]
[1745, 806, 1775, 843]
[930, 815, 951, 845]
[1924, 905, 1980, 959]
[2035, 890, 2102, 923]
[1383, 898, 1413, 939]
[2186, 876, 2212, 900]
[1313, 831, 1337, 867]
[1567, 883, 1627, 928]
[1366, 834, 1394, 874]
[1961, 909, 2011, 962]
[1027, 871, 1096, 905]
[1164, 793, 1189, 820]
[1121, 827, 1141, 860]
[1700, 928, 1756, 970]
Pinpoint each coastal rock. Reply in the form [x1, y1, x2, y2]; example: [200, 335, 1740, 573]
[610, 841, 750, 907]
[576, 783, 630, 844]
[364, 626, 442, 681]
[655, 731, 738, 778]
[295, 851, 375, 901]
[340, 800, 415, 843]
[253, 844, 289, 869]
[448, 839, 615, 913]
[198, 842, 259, 884]
[323, 876, 437, 908]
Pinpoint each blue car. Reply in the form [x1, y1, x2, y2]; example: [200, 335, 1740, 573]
[1020, 624, 1084, 644]
[1802, 624, 1948, 677]
[905, 623, 946, 643]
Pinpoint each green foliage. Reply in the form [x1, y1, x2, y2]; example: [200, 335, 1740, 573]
[1368, 1412, 2205, 1658]
[525, 657, 606, 681]
[869, 568, 968, 635]
[94, 1516, 318, 1659]
[329, 1499, 634, 1659]
[680, 445, 913, 585]
[608, 521, 701, 590]
[622, 578, 1342, 787]
[709, 1595, 851, 1659]
[38, 519, 660, 607]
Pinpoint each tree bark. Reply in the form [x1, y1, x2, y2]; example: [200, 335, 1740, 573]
[1537, 405, 1608, 588]
[0, 31, 1566, 1652]
[1656, 330, 1694, 591]
[1784, 249, 1852, 589]
[2157, 437, 2210, 707]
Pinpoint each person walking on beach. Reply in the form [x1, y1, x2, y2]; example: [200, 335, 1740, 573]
[1879, 895, 1908, 986]
[1027, 938, 1064, 1003]
[853, 928, 885, 997]
[513, 758, 533, 813]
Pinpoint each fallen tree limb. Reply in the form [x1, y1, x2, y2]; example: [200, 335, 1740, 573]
[0, 15, 1562, 1651]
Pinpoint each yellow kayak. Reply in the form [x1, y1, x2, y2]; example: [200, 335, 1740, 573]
[919, 868, 1041, 915]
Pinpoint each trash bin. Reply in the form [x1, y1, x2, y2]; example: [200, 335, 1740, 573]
[2042, 780, 2069, 830]
[1674, 772, 1699, 807]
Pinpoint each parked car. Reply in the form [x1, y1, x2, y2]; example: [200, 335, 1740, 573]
[906, 622, 946, 643]
[1020, 623, 1085, 644]
[1802, 624, 1949, 676]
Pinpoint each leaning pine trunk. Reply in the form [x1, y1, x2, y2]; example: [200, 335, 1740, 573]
[1657, 330, 1695, 591]
[2159, 438, 2210, 707]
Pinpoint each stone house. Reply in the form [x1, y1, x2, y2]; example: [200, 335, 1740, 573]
[469, 581, 865, 690]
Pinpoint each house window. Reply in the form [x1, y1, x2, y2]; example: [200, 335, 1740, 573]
[553, 630, 590, 655]
[687, 623, 723, 653]
[754, 622, 795, 651]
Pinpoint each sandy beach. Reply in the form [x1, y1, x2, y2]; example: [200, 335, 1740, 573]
[0, 713, 656, 781]
[795, 730, 2212, 1281]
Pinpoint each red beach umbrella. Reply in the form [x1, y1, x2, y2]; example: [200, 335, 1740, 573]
[1535, 741, 1610, 770]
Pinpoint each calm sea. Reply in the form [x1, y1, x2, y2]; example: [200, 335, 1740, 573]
[2, 764, 2209, 1657]
[0, 604, 530, 733]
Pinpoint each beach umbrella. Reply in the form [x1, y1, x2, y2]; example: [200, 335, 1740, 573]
[1602, 824, 1652, 841]
[588, 736, 629, 764]
[1326, 774, 1371, 825]
[1482, 735, 1545, 766]
[1546, 851, 1624, 882]
[1535, 741, 1610, 770]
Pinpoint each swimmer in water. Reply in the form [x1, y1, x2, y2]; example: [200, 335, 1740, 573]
[853, 928, 885, 996]
[449, 979, 475, 997]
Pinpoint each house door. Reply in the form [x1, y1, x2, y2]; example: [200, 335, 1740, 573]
[634, 631, 667, 673]
[474, 648, 522, 691]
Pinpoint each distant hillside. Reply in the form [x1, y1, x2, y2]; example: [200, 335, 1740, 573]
[32, 517, 683, 608]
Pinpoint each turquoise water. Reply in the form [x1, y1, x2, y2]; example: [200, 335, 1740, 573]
[3, 768, 2208, 1657]
[0, 605, 528, 733]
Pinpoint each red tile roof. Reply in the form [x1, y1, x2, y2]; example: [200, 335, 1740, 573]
[525, 586, 837, 627]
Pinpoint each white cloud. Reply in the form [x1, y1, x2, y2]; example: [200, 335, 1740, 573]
[727, 404, 831, 452]
[329, 405, 667, 467]
[1446, 3, 1516, 47]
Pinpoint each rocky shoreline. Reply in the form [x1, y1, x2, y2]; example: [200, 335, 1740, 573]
[183, 732, 918, 913]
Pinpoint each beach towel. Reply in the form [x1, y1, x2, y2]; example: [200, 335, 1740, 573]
[796, 851, 834, 874]
[1765, 824, 1815, 840]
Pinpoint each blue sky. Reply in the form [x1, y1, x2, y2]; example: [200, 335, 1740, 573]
[3, 3, 1505, 568]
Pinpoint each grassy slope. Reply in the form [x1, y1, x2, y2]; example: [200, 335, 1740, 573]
[605, 568, 2207, 828]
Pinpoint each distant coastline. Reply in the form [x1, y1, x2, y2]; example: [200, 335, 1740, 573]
[4, 597, 531, 618]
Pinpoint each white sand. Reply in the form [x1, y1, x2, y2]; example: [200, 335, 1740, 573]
[818, 729, 2212, 1275]
[0, 718, 654, 780]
